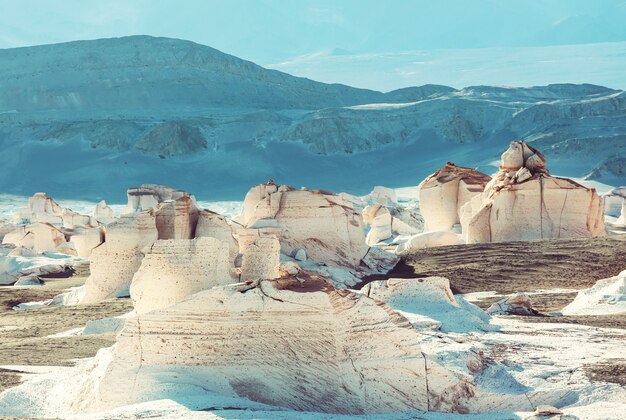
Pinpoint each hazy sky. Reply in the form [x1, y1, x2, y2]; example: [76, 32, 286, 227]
[2, 0, 626, 90]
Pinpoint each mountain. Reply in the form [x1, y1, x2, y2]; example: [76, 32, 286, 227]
[0, 36, 624, 201]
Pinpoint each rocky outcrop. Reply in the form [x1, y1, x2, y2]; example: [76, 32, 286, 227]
[154, 195, 199, 240]
[2, 222, 67, 253]
[122, 184, 191, 215]
[419, 163, 491, 232]
[91, 276, 475, 414]
[61, 208, 97, 230]
[604, 187, 626, 226]
[0, 245, 77, 285]
[460, 141, 606, 243]
[80, 212, 158, 304]
[130, 237, 231, 314]
[93, 200, 116, 225]
[395, 231, 462, 255]
[562, 269, 626, 316]
[69, 226, 105, 258]
[195, 210, 239, 262]
[237, 181, 374, 270]
[362, 205, 392, 245]
[12, 192, 64, 225]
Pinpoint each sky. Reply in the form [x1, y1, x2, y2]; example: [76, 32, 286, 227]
[2, 0, 626, 90]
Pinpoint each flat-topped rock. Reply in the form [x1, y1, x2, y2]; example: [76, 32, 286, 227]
[419, 163, 491, 232]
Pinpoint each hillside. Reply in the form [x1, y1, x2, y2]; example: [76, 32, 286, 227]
[0, 36, 624, 201]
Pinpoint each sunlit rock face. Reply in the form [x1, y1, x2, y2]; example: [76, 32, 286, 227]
[80, 212, 158, 304]
[419, 163, 491, 232]
[460, 141, 605, 243]
[69, 225, 105, 258]
[240, 236, 281, 282]
[2, 222, 67, 253]
[91, 276, 475, 414]
[362, 205, 392, 245]
[237, 181, 371, 269]
[195, 210, 239, 263]
[154, 195, 199, 240]
[130, 237, 231, 314]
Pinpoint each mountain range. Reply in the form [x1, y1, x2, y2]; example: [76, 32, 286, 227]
[0, 35, 624, 201]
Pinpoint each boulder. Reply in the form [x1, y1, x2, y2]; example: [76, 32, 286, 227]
[80, 212, 158, 304]
[130, 237, 231, 314]
[0, 246, 77, 285]
[93, 200, 116, 225]
[461, 141, 605, 243]
[2, 222, 67, 253]
[418, 163, 491, 232]
[90, 276, 475, 414]
[487, 293, 538, 316]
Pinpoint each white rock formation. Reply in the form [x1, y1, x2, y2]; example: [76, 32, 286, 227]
[2, 222, 67, 253]
[93, 200, 116, 225]
[61, 208, 96, 229]
[12, 192, 63, 225]
[604, 187, 626, 226]
[419, 163, 491, 232]
[69, 226, 105, 258]
[89, 276, 475, 414]
[367, 186, 398, 206]
[395, 231, 462, 255]
[562, 269, 626, 315]
[364, 277, 491, 332]
[130, 237, 231, 314]
[461, 141, 606, 243]
[122, 184, 190, 215]
[195, 210, 239, 262]
[154, 195, 199, 239]
[487, 293, 538, 316]
[240, 236, 280, 281]
[0, 245, 77, 285]
[80, 212, 158, 304]
[237, 181, 376, 270]
[362, 204, 392, 245]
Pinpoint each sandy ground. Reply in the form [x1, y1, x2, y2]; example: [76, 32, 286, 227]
[0, 276, 132, 394]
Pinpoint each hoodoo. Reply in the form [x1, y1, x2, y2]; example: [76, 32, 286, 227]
[460, 141, 605, 243]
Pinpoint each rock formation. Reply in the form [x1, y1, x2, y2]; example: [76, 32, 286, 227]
[195, 210, 239, 262]
[80, 212, 158, 304]
[2, 222, 67, 253]
[362, 204, 392, 245]
[368, 186, 398, 206]
[395, 231, 462, 255]
[93, 200, 116, 225]
[130, 237, 231, 314]
[604, 187, 626, 226]
[90, 276, 475, 414]
[122, 184, 191, 215]
[460, 141, 606, 243]
[363, 277, 492, 332]
[154, 195, 199, 239]
[236, 181, 376, 270]
[487, 293, 538, 316]
[239, 236, 281, 281]
[419, 163, 492, 232]
[12, 192, 64, 225]
[69, 226, 105, 258]
[562, 269, 626, 316]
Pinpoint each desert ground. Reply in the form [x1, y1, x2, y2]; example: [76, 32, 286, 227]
[2, 235, 624, 399]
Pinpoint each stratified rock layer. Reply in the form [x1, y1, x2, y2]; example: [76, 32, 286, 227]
[93, 278, 474, 414]
[130, 237, 231, 314]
